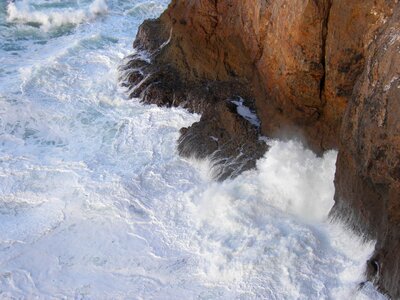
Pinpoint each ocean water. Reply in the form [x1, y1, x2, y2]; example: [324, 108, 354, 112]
[0, 1, 387, 299]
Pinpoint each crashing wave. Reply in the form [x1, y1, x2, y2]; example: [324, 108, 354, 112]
[6, 0, 108, 31]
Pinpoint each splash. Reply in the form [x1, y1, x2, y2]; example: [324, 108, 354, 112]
[89, 0, 109, 16]
[178, 140, 380, 299]
[6, 0, 108, 31]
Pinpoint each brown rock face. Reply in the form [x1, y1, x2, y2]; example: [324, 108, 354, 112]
[163, 0, 334, 152]
[123, 0, 400, 297]
[332, 3, 400, 296]
[324, 0, 395, 153]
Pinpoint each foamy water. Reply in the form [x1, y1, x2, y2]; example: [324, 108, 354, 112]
[0, 1, 386, 299]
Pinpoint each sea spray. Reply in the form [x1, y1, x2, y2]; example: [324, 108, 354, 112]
[7, 0, 108, 31]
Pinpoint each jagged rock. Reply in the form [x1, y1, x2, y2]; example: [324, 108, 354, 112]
[119, 14, 268, 181]
[178, 99, 268, 180]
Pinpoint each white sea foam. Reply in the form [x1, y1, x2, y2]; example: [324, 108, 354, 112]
[0, 0, 388, 299]
[181, 142, 374, 297]
[89, 0, 109, 16]
[6, 0, 108, 31]
[231, 97, 261, 127]
[124, 1, 167, 18]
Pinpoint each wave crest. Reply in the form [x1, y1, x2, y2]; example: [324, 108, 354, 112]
[7, 0, 108, 31]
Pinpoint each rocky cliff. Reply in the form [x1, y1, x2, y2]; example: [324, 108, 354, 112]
[332, 3, 400, 297]
[122, 0, 400, 297]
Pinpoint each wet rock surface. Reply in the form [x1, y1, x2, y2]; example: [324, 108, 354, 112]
[119, 17, 268, 181]
[178, 99, 268, 181]
[332, 3, 400, 297]
[122, 0, 400, 297]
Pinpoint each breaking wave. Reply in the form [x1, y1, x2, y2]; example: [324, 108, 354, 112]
[6, 0, 108, 31]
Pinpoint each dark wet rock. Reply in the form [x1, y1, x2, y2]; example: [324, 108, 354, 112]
[120, 17, 267, 180]
[178, 99, 268, 180]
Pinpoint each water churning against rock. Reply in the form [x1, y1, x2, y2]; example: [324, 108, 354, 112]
[0, 1, 386, 299]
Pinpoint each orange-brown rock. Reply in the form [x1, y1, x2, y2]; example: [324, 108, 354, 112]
[331, 3, 400, 296]
[127, 0, 395, 153]
[123, 0, 400, 297]
[324, 0, 395, 153]
[156, 0, 333, 152]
